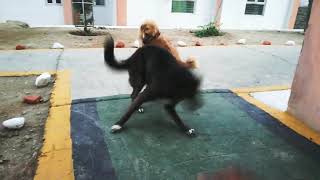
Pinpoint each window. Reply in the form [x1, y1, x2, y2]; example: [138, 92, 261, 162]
[47, 0, 61, 4]
[172, 0, 195, 13]
[245, 0, 266, 15]
[72, 0, 94, 26]
[95, 0, 105, 5]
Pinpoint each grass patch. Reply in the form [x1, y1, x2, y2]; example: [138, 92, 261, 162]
[192, 22, 223, 38]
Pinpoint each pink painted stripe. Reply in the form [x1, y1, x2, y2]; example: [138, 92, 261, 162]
[117, 0, 127, 26]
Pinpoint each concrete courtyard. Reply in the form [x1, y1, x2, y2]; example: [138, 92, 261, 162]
[3, 45, 320, 180]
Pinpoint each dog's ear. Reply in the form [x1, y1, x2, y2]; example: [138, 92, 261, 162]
[140, 24, 146, 30]
[139, 24, 145, 39]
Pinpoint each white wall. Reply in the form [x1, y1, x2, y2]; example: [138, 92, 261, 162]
[0, 0, 64, 26]
[300, 0, 309, 7]
[220, 0, 293, 30]
[126, 0, 216, 28]
[93, 0, 116, 25]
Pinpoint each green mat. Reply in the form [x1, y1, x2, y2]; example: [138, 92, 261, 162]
[96, 92, 320, 180]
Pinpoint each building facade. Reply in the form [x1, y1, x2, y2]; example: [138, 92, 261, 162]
[0, 0, 303, 30]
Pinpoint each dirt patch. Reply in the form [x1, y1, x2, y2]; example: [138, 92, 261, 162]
[0, 23, 305, 50]
[0, 76, 53, 180]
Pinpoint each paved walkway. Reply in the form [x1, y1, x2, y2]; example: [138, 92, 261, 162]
[0, 46, 301, 99]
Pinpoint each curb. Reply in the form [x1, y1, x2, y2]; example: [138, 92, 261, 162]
[232, 86, 320, 145]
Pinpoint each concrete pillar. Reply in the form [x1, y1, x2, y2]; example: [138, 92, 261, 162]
[117, 0, 127, 26]
[288, 0, 300, 29]
[214, 0, 223, 25]
[288, 0, 320, 132]
[63, 0, 73, 25]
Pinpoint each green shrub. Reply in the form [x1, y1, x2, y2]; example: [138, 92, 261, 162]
[193, 22, 222, 37]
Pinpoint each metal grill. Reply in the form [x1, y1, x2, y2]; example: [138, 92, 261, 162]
[172, 0, 195, 13]
[245, 4, 264, 15]
[245, 0, 266, 15]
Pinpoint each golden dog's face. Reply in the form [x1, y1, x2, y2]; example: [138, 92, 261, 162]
[139, 21, 160, 44]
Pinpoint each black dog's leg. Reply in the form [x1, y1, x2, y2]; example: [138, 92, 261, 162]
[131, 85, 145, 113]
[111, 88, 153, 133]
[129, 75, 145, 113]
[164, 102, 195, 137]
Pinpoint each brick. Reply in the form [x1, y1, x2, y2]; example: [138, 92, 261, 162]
[23, 95, 42, 104]
[262, 41, 272, 45]
[195, 41, 202, 46]
[115, 41, 125, 48]
[16, 44, 26, 50]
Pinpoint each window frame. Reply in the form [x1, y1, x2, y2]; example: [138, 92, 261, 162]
[94, 0, 105, 6]
[171, 0, 196, 14]
[244, 0, 266, 16]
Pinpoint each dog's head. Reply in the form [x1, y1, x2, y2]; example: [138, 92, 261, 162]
[139, 20, 161, 44]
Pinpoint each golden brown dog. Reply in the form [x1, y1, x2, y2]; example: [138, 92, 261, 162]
[139, 20, 198, 69]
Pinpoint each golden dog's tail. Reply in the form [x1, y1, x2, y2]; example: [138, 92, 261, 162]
[185, 56, 199, 69]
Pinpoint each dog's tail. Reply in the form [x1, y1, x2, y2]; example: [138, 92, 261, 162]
[185, 56, 199, 69]
[104, 33, 129, 70]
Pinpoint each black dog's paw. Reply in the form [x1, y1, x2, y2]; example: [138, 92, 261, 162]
[111, 125, 123, 133]
[138, 107, 144, 113]
[186, 129, 196, 137]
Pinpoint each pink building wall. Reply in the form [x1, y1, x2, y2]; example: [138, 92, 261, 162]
[117, 0, 127, 26]
[63, 0, 73, 25]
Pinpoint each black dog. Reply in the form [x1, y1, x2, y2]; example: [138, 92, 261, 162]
[104, 34, 202, 136]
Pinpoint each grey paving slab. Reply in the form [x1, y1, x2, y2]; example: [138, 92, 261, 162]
[58, 48, 136, 100]
[0, 50, 62, 72]
[244, 46, 302, 65]
[178, 46, 300, 88]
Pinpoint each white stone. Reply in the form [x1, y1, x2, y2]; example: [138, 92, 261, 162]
[133, 40, 140, 48]
[250, 90, 291, 112]
[51, 42, 64, 49]
[177, 41, 187, 47]
[3, 117, 25, 129]
[237, 39, 246, 45]
[285, 41, 295, 46]
[35, 72, 51, 87]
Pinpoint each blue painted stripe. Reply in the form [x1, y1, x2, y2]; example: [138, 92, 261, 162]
[71, 102, 117, 180]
